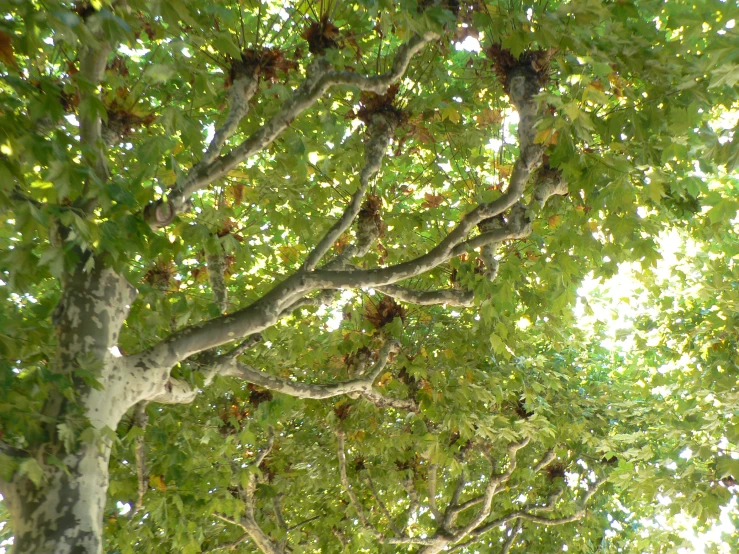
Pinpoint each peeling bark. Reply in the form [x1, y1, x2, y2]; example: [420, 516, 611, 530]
[4, 265, 141, 554]
[3, 444, 112, 554]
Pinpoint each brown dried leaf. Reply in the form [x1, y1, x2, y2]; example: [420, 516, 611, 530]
[0, 31, 18, 70]
[476, 109, 503, 126]
[422, 193, 445, 209]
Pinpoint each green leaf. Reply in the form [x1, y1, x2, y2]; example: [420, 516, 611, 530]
[19, 458, 45, 487]
[144, 64, 177, 84]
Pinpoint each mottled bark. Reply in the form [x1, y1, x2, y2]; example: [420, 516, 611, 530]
[3, 444, 112, 554]
[4, 264, 139, 554]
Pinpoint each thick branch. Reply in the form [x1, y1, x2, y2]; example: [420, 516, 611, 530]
[206, 240, 229, 314]
[144, 33, 437, 229]
[279, 289, 335, 316]
[378, 284, 474, 307]
[200, 74, 258, 169]
[130, 54, 547, 379]
[144, 74, 258, 228]
[78, 39, 111, 183]
[145, 341, 405, 408]
[307, 198, 534, 292]
[360, 389, 418, 412]
[129, 271, 310, 372]
[304, 113, 395, 271]
[217, 340, 399, 400]
[0, 440, 28, 459]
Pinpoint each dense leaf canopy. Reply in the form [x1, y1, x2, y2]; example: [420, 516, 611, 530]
[0, 0, 738, 553]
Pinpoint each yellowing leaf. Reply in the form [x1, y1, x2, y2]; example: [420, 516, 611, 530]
[584, 84, 610, 105]
[441, 106, 461, 124]
[496, 164, 512, 179]
[149, 474, 167, 492]
[534, 128, 558, 145]
[378, 371, 393, 386]
[476, 109, 503, 126]
[548, 214, 562, 229]
[278, 245, 299, 264]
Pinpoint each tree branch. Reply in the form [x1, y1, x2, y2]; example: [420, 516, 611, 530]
[212, 429, 283, 554]
[278, 289, 335, 317]
[360, 388, 418, 412]
[144, 73, 258, 227]
[78, 37, 111, 184]
[377, 284, 474, 307]
[450, 438, 531, 536]
[217, 340, 399, 400]
[202, 531, 250, 553]
[287, 515, 320, 532]
[206, 239, 229, 314]
[145, 340, 408, 411]
[128, 271, 311, 374]
[533, 450, 557, 473]
[144, 33, 437, 229]
[129, 56, 550, 390]
[304, 112, 396, 271]
[0, 440, 28, 459]
[427, 463, 443, 522]
[213, 513, 249, 532]
[200, 74, 258, 169]
[499, 520, 523, 554]
[443, 470, 468, 530]
[365, 471, 404, 536]
[462, 475, 608, 541]
[132, 401, 149, 516]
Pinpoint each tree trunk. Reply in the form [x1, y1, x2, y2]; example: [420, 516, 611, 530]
[2, 264, 141, 554]
[3, 442, 113, 554]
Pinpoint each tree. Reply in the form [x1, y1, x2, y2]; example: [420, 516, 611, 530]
[0, 0, 737, 552]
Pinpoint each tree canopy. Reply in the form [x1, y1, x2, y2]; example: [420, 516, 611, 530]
[0, 0, 738, 553]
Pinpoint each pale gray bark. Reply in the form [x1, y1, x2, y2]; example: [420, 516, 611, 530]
[130, 72, 553, 377]
[2, 24, 578, 554]
[303, 112, 396, 271]
[3, 444, 112, 554]
[3, 266, 137, 554]
[144, 33, 438, 229]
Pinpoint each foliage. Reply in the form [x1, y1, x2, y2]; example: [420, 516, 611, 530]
[0, 0, 738, 552]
